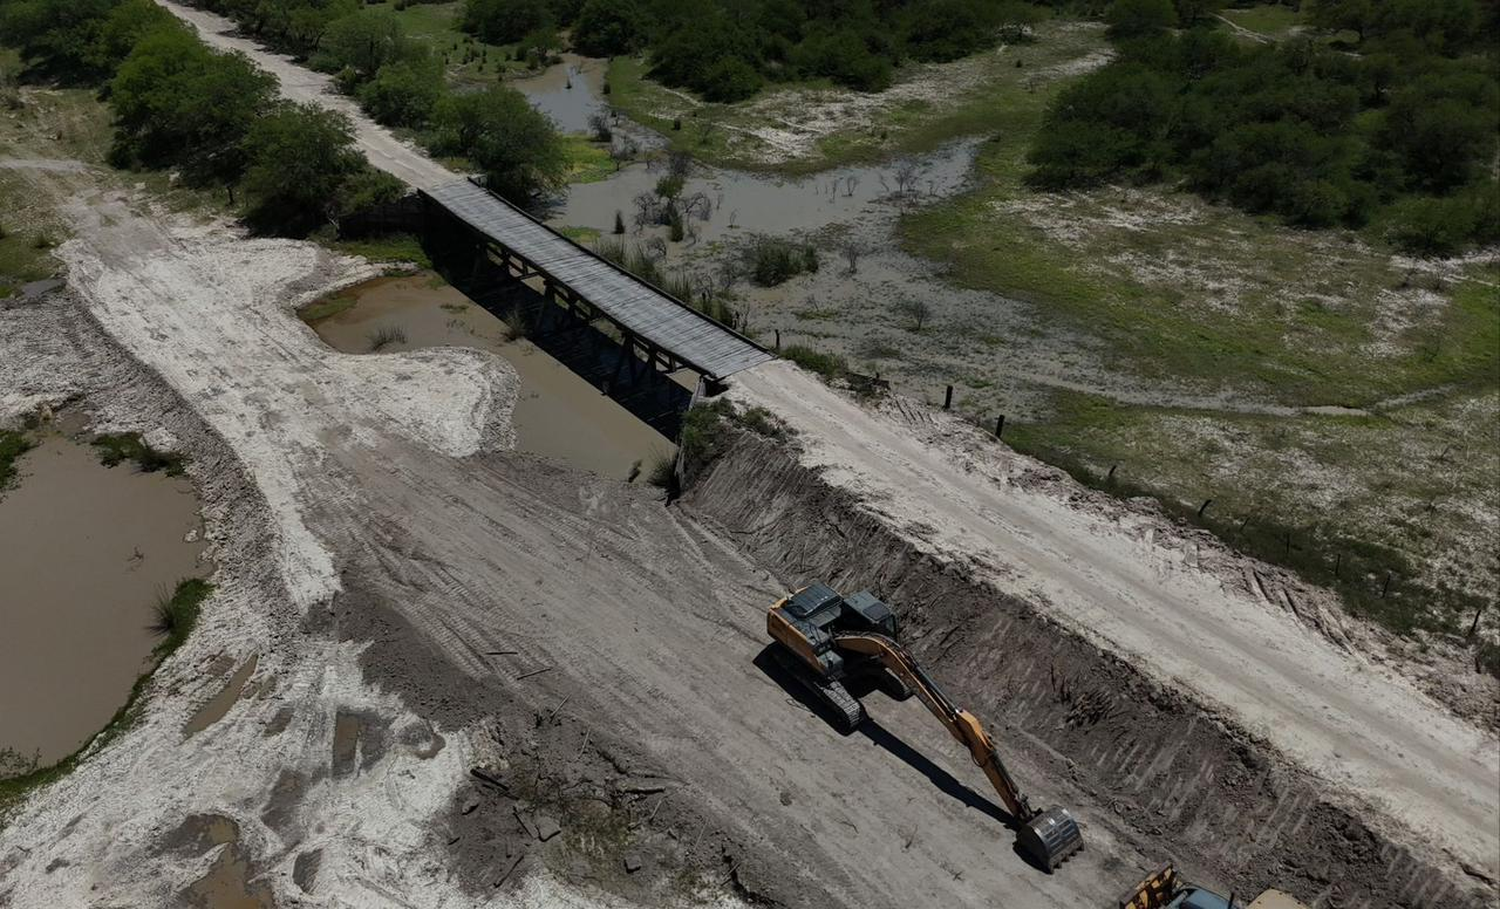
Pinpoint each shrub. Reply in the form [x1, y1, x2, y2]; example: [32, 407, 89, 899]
[461, 0, 551, 45]
[701, 57, 763, 103]
[572, 0, 646, 57]
[359, 59, 446, 128]
[149, 577, 213, 653]
[782, 344, 847, 380]
[743, 236, 819, 287]
[92, 432, 188, 475]
[431, 86, 567, 203]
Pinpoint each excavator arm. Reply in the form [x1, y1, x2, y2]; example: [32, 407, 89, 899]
[831, 632, 1085, 870]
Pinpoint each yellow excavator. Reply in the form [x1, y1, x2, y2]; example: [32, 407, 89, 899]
[766, 582, 1085, 871]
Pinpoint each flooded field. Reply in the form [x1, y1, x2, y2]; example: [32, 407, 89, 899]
[303, 276, 676, 479]
[552, 139, 979, 243]
[0, 431, 206, 770]
[513, 54, 608, 135]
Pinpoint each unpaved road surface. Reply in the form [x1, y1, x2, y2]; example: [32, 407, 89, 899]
[732, 361, 1500, 882]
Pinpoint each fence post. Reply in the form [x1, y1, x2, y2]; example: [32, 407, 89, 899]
[943, 385, 953, 410]
[994, 415, 1005, 438]
[774, 329, 781, 351]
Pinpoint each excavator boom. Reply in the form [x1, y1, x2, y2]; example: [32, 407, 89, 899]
[764, 583, 1083, 872]
[832, 632, 1084, 870]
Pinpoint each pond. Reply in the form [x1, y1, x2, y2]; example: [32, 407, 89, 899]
[303, 275, 677, 480]
[0, 429, 207, 772]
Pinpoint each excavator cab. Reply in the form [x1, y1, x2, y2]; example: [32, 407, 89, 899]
[766, 582, 1085, 872]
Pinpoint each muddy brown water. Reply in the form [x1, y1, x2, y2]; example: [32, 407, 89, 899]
[552, 140, 979, 243]
[183, 654, 259, 736]
[513, 54, 607, 136]
[174, 814, 276, 909]
[0, 433, 206, 769]
[304, 276, 675, 479]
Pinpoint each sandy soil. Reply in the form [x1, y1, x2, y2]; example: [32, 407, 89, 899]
[2, 178, 1152, 908]
[730, 361, 1500, 884]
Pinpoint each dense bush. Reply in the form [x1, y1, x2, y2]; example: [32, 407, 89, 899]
[743, 236, 818, 287]
[241, 103, 403, 232]
[1028, 8, 1500, 252]
[624, 0, 1042, 101]
[571, 0, 646, 57]
[461, 0, 553, 45]
[359, 59, 446, 127]
[109, 27, 276, 184]
[0, 0, 408, 235]
[430, 86, 567, 201]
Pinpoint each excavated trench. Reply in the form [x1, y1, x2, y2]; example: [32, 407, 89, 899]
[680, 425, 1493, 909]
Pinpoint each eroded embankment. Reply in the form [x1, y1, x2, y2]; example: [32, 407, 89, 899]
[682, 426, 1493, 909]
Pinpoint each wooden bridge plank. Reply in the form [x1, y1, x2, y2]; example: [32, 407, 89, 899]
[424, 180, 773, 379]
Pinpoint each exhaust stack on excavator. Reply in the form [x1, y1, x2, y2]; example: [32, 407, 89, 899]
[765, 582, 1085, 871]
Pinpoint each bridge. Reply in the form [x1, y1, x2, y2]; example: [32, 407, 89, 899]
[421, 179, 774, 382]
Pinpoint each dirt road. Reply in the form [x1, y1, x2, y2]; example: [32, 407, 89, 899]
[731, 361, 1500, 882]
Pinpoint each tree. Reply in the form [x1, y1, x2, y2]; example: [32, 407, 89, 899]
[239, 102, 377, 231]
[572, 0, 646, 57]
[1106, 0, 1179, 38]
[432, 86, 567, 203]
[359, 59, 446, 127]
[896, 298, 932, 332]
[701, 57, 763, 102]
[109, 28, 276, 184]
[316, 9, 412, 81]
[461, 0, 551, 45]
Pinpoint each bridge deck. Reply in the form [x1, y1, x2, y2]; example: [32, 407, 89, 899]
[424, 180, 773, 380]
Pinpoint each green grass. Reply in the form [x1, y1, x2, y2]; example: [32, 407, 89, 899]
[556, 224, 600, 244]
[1001, 387, 1498, 640]
[561, 135, 614, 184]
[605, 19, 1107, 174]
[363, 0, 533, 87]
[1, 578, 214, 820]
[782, 344, 849, 381]
[299, 292, 358, 322]
[0, 430, 35, 491]
[149, 577, 211, 654]
[325, 231, 432, 270]
[1219, 4, 1306, 39]
[92, 432, 188, 476]
[901, 116, 1500, 408]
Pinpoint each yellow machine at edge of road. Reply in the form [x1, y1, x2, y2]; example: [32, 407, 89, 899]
[765, 582, 1085, 871]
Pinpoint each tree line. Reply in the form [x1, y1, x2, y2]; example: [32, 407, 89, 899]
[1027, 0, 1500, 255]
[0, 0, 403, 233]
[169, 0, 570, 203]
[476, 0, 1047, 100]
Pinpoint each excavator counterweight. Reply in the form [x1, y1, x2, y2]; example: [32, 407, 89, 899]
[766, 582, 1085, 872]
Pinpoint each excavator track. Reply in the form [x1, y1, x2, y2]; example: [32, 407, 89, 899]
[771, 645, 867, 733]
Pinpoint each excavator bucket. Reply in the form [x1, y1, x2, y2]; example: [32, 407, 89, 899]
[1017, 807, 1083, 871]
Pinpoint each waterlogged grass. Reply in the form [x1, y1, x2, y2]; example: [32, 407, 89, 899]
[562, 135, 613, 184]
[0, 430, 35, 491]
[0, 578, 214, 821]
[299, 292, 358, 322]
[93, 432, 188, 476]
